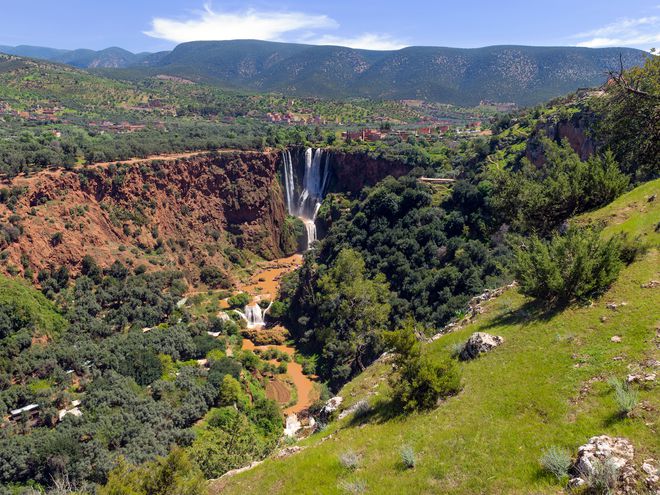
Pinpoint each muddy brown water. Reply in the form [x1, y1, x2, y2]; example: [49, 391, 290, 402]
[239, 254, 318, 415]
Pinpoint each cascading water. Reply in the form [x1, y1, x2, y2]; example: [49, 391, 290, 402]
[241, 301, 273, 329]
[281, 148, 331, 250]
[244, 303, 264, 329]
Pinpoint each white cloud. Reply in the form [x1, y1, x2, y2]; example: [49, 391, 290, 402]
[305, 33, 407, 51]
[145, 4, 337, 43]
[144, 4, 407, 51]
[573, 16, 660, 48]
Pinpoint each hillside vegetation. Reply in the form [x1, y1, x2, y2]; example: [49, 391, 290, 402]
[215, 179, 660, 494]
[121, 41, 648, 106]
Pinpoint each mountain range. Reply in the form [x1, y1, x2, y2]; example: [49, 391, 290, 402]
[0, 40, 649, 106]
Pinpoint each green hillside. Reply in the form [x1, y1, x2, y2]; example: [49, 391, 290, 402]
[215, 179, 660, 494]
[0, 274, 67, 340]
[134, 41, 648, 106]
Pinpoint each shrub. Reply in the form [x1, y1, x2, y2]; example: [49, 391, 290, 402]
[352, 400, 371, 420]
[50, 231, 63, 247]
[448, 341, 465, 359]
[339, 450, 361, 471]
[338, 479, 367, 494]
[539, 446, 571, 480]
[200, 266, 227, 289]
[584, 458, 619, 494]
[227, 292, 250, 309]
[513, 225, 623, 305]
[338, 479, 367, 495]
[400, 445, 416, 469]
[385, 320, 462, 412]
[609, 378, 638, 416]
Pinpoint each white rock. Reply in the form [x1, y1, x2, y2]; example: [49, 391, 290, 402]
[572, 436, 636, 491]
[321, 396, 343, 415]
[459, 332, 504, 360]
[283, 414, 302, 437]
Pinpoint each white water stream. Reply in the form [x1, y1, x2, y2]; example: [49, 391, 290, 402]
[282, 148, 331, 249]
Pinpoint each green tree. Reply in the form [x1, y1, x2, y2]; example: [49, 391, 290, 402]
[513, 225, 624, 304]
[100, 448, 206, 495]
[593, 52, 660, 180]
[316, 249, 391, 387]
[189, 415, 267, 478]
[384, 319, 461, 412]
[218, 375, 243, 406]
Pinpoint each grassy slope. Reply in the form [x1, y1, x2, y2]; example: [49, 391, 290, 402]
[0, 275, 67, 338]
[215, 180, 660, 495]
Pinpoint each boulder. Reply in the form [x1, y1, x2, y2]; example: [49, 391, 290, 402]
[571, 436, 636, 494]
[321, 396, 343, 415]
[459, 332, 504, 360]
[641, 459, 659, 493]
[283, 414, 302, 437]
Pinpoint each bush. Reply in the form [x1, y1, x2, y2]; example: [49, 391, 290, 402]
[339, 450, 361, 471]
[609, 378, 638, 416]
[385, 320, 462, 412]
[200, 266, 227, 289]
[338, 479, 367, 494]
[400, 445, 416, 469]
[584, 458, 620, 494]
[227, 292, 250, 309]
[539, 446, 571, 480]
[513, 225, 623, 304]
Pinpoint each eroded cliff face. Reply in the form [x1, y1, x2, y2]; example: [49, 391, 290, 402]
[526, 109, 597, 165]
[0, 151, 289, 284]
[329, 151, 412, 193]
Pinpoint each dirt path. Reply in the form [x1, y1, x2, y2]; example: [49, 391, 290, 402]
[239, 254, 318, 415]
[2, 148, 252, 184]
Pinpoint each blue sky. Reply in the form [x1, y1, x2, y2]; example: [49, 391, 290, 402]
[2, 0, 660, 52]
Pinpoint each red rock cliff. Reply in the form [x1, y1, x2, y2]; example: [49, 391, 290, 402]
[0, 151, 288, 284]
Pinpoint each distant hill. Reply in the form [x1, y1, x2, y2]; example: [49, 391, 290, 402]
[0, 44, 164, 69]
[1, 40, 649, 106]
[148, 41, 648, 106]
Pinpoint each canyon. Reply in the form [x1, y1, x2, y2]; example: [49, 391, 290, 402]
[0, 148, 411, 285]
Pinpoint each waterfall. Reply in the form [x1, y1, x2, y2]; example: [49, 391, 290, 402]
[244, 303, 264, 329]
[302, 219, 317, 250]
[282, 150, 295, 215]
[281, 147, 331, 250]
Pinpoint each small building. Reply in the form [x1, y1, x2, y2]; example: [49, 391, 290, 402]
[10, 404, 39, 419]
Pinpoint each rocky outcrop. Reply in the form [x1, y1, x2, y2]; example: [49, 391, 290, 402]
[330, 151, 411, 194]
[570, 436, 637, 494]
[526, 107, 598, 165]
[0, 151, 291, 284]
[459, 332, 504, 360]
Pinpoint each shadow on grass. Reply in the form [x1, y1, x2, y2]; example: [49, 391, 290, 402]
[602, 410, 629, 428]
[481, 299, 565, 330]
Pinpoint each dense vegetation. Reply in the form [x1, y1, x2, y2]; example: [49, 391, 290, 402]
[218, 178, 660, 495]
[0, 258, 282, 492]
[281, 54, 659, 389]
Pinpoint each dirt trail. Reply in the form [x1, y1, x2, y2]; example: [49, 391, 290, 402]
[239, 254, 318, 415]
[3, 149, 246, 184]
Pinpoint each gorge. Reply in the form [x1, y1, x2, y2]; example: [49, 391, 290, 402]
[0, 148, 411, 282]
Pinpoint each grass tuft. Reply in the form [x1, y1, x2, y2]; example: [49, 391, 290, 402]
[339, 450, 361, 471]
[539, 446, 571, 480]
[608, 378, 639, 416]
[400, 445, 416, 469]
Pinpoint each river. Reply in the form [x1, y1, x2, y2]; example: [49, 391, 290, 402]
[237, 254, 318, 415]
